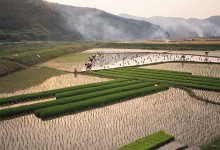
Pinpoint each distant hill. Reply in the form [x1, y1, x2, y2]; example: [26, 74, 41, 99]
[206, 16, 220, 27]
[0, 0, 169, 42]
[119, 14, 220, 39]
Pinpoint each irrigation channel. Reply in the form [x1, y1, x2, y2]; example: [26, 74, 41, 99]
[81, 52, 220, 71]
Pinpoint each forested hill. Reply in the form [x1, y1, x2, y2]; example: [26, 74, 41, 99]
[0, 0, 169, 42]
[0, 0, 83, 42]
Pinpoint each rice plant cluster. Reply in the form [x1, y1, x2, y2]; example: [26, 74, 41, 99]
[0, 62, 220, 149]
[119, 130, 174, 150]
[142, 63, 220, 77]
[86, 67, 220, 92]
[0, 88, 219, 150]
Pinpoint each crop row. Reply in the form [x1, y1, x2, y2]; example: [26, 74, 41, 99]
[55, 80, 140, 99]
[125, 67, 192, 76]
[34, 85, 169, 120]
[121, 67, 220, 83]
[120, 68, 220, 84]
[103, 69, 220, 86]
[0, 79, 127, 106]
[118, 130, 174, 150]
[86, 71, 220, 92]
[0, 81, 154, 119]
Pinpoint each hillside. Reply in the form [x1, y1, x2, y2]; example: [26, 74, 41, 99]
[0, 0, 169, 42]
[0, 0, 83, 42]
[206, 16, 220, 27]
[119, 14, 220, 39]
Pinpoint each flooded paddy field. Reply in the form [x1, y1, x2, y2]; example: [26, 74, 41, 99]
[1, 48, 219, 150]
[0, 88, 219, 150]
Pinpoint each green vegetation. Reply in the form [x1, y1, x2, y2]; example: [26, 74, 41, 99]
[0, 58, 25, 77]
[0, 0, 82, 42]
[100, 43, 220, 51]
[201, 138, 220, 150]
[118, 130, 174, 150]
[0, 42, 98, 66]
[0, 67, 66, 94]
[0, 79, 125, 106]
[34, 84, 168, 119]
[0, 81, 155, 119]
[85, 68, 220, 92]
[55, 80, 140, 99]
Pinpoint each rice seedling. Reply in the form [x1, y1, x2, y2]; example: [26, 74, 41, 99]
[0, 88, 219, 150]
[86, 69, 220, 92]
[118, 130, 174, 150]
[0, 79, 124, 106]
[142, 63, 220, 77]
[34, 84, 168, 120]
[0, 82, 157, 119]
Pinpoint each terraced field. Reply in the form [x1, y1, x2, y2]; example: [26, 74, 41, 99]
[1, 65, 220, 149]
[0, 78, 168, 120]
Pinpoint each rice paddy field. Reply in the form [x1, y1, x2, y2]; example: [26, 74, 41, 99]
[38, 53, 94, 73]
[0, 88, 219, 150]
[1, 46, 220, 150]
[142, 63, 220, 77]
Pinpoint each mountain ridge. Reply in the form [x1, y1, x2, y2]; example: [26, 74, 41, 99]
[119, 13, 220, 39]
[0, 0, 169, 42]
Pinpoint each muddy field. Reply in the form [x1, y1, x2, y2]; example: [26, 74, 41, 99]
[0, 88, 219, 150]
[1, 48, 219, 150]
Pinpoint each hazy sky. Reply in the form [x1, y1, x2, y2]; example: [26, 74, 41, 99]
[46, 0, 220, 19]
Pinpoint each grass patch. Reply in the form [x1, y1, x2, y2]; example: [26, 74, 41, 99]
[0, 67, 66, 94]
[201, 138, 220, 150]
[118, 130, 174, 150]
[0, 41, 98, 66]
[0, 58, 25, 77]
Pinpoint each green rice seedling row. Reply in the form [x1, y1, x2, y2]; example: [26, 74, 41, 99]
[0, 82, 154, 119]
[86, 71, 220, 91]
[55, 80, 140, 99]
[124, 67, 192, 76]
[92, 70, 220, 88]
[107, 69, 220, 85]
[0, 79, 127, 106]
[34, 85, 169, 119]
[120, 68, 220, 83]
[118, 130, 174, 150]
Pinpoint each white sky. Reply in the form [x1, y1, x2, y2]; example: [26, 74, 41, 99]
[46, 0, 220, 19]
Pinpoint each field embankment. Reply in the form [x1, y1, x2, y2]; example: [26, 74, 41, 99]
[0, 58, 25, 77]
[99, 42, 220, 51]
